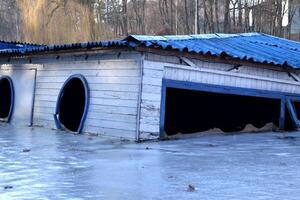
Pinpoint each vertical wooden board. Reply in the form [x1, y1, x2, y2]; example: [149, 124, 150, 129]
[184, 70, 190, 81]
[210, 73, 217, 84]
[143, 60, 164, 71]
[255, 80, 261, 90]
[271, 82, 277, 91]
[0, 68, 36, 126]
[224, 76, 231, 86]
[196, 72, 203, 83]
[279, 98, 286, 130]
[219, 73, 225, 85]
[288, 85, 295, 93]
[250, 77, 256, 88]
[139, 60, 164, 139]
[190, 70, 197, 82]
[291, 86, 297, 93]
[140, 123, 160, 134]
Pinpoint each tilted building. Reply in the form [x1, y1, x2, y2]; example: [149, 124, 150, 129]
[0, 33, 300, 141]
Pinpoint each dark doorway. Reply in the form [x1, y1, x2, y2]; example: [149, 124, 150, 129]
[164, 88, 281, 136]
[55, 75, 89, 133]
[292, 101, 300, 120]
[0, 76, 14, 122]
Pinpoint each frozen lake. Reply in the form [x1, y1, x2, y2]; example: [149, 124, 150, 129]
[1, 124, 300, 200]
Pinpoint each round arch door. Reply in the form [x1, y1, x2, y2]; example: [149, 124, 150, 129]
[54, 74, 89, 133]
[0, 76, 14, 122]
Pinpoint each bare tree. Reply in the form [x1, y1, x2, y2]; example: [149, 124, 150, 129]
[224, 0, 231, 33]
[0, 0, 299, 43]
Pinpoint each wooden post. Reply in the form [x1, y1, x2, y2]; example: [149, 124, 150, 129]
[279, 97, 286, 130]
[286, 98, 300, 128]
[159, 80, 167, 138]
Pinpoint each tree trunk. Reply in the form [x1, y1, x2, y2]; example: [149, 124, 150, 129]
[224, 0, 230, 33]
[184, 0, 190, 34]
[122, 0, 128, 35]
[214, 0, 220, 32]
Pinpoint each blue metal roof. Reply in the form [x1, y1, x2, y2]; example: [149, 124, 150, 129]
[1, 33, 300, 69]
[0, 41, 42, 53]
[126, 33, 300, 69]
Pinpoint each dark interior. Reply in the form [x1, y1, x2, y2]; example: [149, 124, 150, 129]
[293, 101, 300, 120]
[285, 104, 295, 130]
[58, 78, 86, 132]
[0, 78, 12, 119]
[164, 88, 282, 136]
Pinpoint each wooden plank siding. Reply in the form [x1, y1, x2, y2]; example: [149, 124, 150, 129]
[0, 66, 38, 126]
[139, 60, 164, 139]
[0, 58, 141, 139]
[139, 58, 300, 140]
[33, 59, 141, 139]
[2, 51, 300, 141]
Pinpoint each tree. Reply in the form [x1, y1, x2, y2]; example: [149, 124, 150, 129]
[0, 0, 299, 43]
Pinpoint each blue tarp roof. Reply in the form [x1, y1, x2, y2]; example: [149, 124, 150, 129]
[1, 33, 300, 69]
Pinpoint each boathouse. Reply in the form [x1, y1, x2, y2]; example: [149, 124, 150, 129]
[0, 33, 300, 141]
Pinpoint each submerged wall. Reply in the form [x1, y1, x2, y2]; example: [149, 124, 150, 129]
[138, 53, 300, 140]
[1, 51, 300, 141]
[0, 52, 142, 139]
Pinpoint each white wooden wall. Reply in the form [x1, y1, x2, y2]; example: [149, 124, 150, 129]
[33, 59, 141, 139]
[2, 52, 300, 141]
[0, 59, 141, 139]
[139, 61, 164, 139]
[0, 64, 39, 126]
[139, 57, 300, 140]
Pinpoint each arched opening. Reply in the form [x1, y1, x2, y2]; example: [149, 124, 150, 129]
[54, 74, 89, 133]
[0, 76, 14, 122]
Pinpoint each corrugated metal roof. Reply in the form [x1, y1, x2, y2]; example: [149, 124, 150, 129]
[1, 33, 300, 69]
[126, 33, 300, 69]
[0, 41, 42, 53]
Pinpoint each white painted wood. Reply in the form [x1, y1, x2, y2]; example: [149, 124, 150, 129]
[32, 59, 141, 139]
[180, 57, 197, 67]
[143, 77, 162, 87]
[38, 69, 140, 79]
[142, 85, 162, 94]
[36, 83, 140, 92]
[34, 106, 55, 114]
[90, 104, 138, 116]
[3, 52, 300, 141]
[165, 64, 300, 86]
[0, 68, 37, 126]
[34, 95, 139, 108]
[85, 119, 136, 131]
[139, 59, 300, 140]
[139, 61, 164, 139]
[143, 68, 164, 78]
[90, 98, 138, 108]
[140, 123, 160, 133]
[88, 112, 137, 123]
[290, 72, 300, 82]
[163, 65, 300, 95]
[35, 111, 137, 124]
[36, 76, 141, 84]
[83, 126, 135, 138]
[90, 91, 139, 100]
[0, 64, 41, 70]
